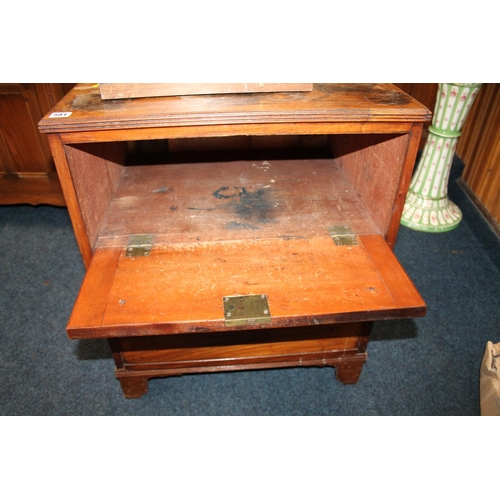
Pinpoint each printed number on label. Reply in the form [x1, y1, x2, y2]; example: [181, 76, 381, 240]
[49, 112, 72, 118]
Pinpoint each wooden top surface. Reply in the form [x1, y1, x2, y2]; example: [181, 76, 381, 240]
[39, 83, 431, 134]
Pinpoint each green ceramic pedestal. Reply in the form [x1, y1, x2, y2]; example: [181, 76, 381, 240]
[401, 83, 481, 233]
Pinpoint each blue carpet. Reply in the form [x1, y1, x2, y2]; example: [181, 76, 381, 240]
[1, 158, 499, 415]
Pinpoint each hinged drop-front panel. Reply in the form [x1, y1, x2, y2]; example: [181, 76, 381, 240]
[67, 158, 425, 339]
[67, 233, 425, 339]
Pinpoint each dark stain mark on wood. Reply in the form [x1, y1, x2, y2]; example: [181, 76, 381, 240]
[213, 186, 247, 199]
[321, 83, 413, 106]
[228, 188, 274, 224]
[214, 185, 275, 226]
[369, 90, 412, 106]
[71, 93, 125, 111]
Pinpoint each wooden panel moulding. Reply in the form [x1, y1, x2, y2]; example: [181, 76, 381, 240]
[460, 83, 500, 228]
[39, 83, 431, 135]
[0, 84, 75, 206]
[58, 122, 417, 146]
[457, 84, 497, 169]
[117, 323, 362, 368]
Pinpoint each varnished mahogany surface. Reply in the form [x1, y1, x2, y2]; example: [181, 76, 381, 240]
[38, 84, 429, 397]
[67, 233, 425, 339]
[0, 83, 74, 205]
[459, 83, 500, 233]
[39, 83, 431, 134]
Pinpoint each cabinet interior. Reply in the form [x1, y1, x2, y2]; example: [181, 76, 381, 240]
[64, 132, 424, 340]
[64, 132, 410, 252]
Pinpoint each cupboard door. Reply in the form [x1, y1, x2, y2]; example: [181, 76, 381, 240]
[0, 83, 73, 205]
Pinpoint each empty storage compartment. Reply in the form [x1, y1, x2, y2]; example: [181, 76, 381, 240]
[65, 152, 425, 339]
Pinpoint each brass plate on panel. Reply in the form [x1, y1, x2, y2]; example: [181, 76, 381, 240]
[328, 225, 358, 246]
[125, 234, 154, 257]
[223, 294, 272, 327]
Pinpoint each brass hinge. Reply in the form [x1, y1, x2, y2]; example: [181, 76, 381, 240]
[125, 234, 154, 257]
[223, 294, 272, 327]
[328, 225, 358, 246]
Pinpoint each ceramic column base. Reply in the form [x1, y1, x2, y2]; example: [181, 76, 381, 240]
[400, 191, 462, 232]
[400, 83, 481, 234]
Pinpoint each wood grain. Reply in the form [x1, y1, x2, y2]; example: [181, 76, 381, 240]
[0, 84, 73, 206]
[329, 133, 415, 244]
[64, 142, 126, 251]
[394, 84, 437, 149]
[99, 83, 313, 99]
[114, 351, 367, 397]
[460, 83, 500, 229]
[39, 84, 431, 134]
[96, 158, 379, 249]
[58, 122, 417, 145]
[118, 323, 362, 368]
[47, 134, 94, 266]
[67, 233, 425, 339]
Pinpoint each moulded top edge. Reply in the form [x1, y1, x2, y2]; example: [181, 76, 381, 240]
[38, 83, 432, 134]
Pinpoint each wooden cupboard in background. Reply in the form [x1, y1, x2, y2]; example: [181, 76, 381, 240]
[0, 84, 74, 206]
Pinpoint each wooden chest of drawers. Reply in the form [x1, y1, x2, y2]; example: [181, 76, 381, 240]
[39, 83, 429, 398]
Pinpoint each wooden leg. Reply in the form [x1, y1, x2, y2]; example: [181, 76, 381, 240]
[335, 357, 366, 384]
[117, 376, 150, 399]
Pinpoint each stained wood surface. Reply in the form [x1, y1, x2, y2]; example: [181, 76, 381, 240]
[99, 83, 313, 99]
[37, 83, 429, 395]
[394, 83, 438, 149]
[47, 134, 94, 266]
[0, 83, 73, 205]
[39, 84, 431, 134]
[329, 133, 412, 241]
[57, 122, 419, 146]
[118, 323, 362, 368]
[95, 158, 379, 249]
[64, 142, 126, 250]
[67, 233, 425, 339]
[114, 350, 368, 398]
[61, 141, 423, 262]
[460, 83, 500, 230]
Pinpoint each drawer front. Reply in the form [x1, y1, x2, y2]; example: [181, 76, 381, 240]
[118, 323, 365, 370]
